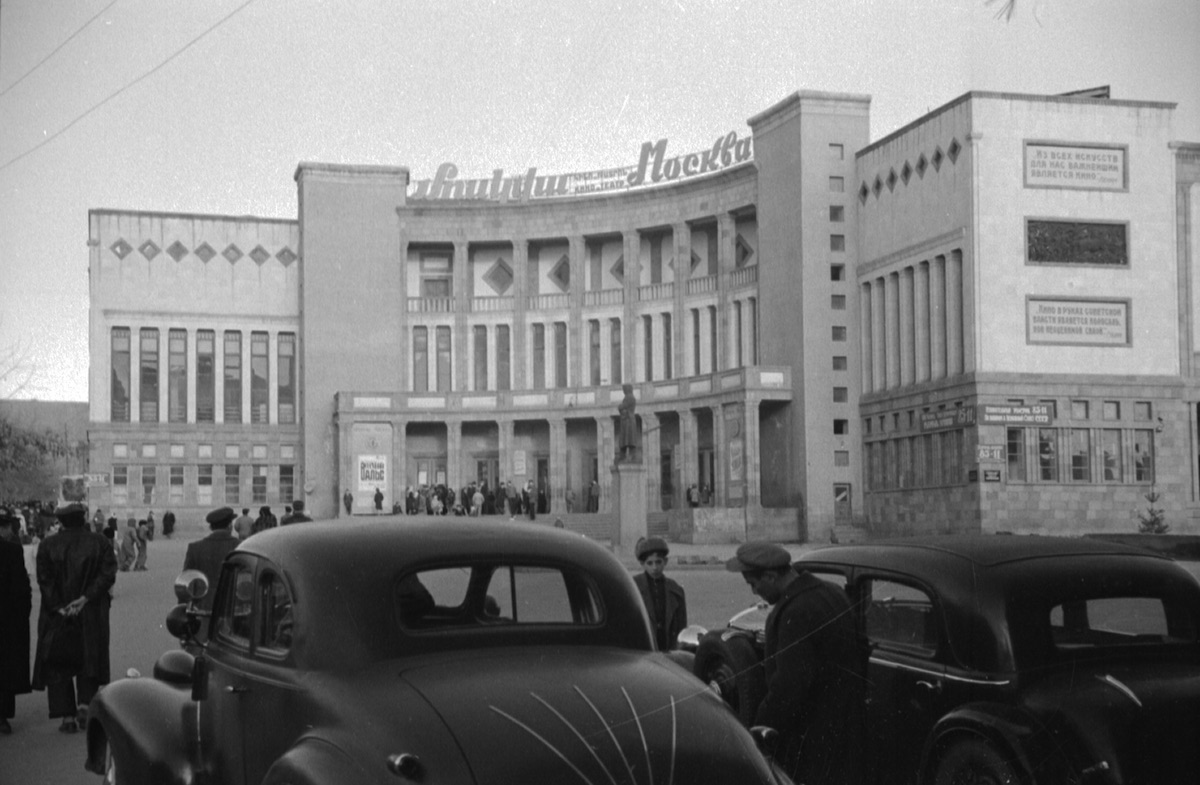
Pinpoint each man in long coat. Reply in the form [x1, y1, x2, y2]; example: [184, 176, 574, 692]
[0, 510, 32, 734]
[632, 537, 688, 651]
[32, 503, 118, 733]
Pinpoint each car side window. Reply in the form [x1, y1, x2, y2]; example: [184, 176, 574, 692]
[214, 563, 255, 648]
[864, 577, 938, 657]
[257, 571, 294, 654]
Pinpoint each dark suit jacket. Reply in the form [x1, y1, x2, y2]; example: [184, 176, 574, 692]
[182, 529, 240, 612]
[633, 572, 687, 650]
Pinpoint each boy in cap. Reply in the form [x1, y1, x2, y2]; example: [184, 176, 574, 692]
[725, 541, 866, 783]
[633, 537, 688, 651]
[182, 508, 241, 627]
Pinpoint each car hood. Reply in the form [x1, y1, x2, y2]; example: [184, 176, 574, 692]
[399, 646, 778, 785]
[1022, 656, 1200, 782]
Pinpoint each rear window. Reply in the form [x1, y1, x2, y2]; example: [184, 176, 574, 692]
[395, 563, 603, 631]
[1050, 596, 1196, 649]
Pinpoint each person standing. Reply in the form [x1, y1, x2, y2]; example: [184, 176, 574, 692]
[132, 519, 150, 571]
[280, 500, 312, 525]
[161, 510, 176, 538]
[182, 508, 241, 637]
[343, 490, 354, 515]
[373, 487, 384, 513]
[31, 503, 118, 734]
[117, 519, 139, 572]
[145, 510, 156, 541]
[588, 480, 600, 513]
[0, 511, 32, 734]
[632, 537, 688, 651]
[471, 485, 484, 517]
[90, 508, 105, 534]
[724, 542, 866, 784]
[233, 508, 255, 540]
[252, 505, 277, 535]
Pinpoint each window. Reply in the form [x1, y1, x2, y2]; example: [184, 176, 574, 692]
[833, 356, 847, 371]
[865, 578, 937, 656]
[1027, 220, 1128, 266]
[112, 465, 128, 505]
[533, 324, 546, 389]
[834, 450, 850, 467]
[707, 306, 717, 374]
[830, 235, 845, 252]
[1048, 596, 1194, 651]
[168, 329, 187, 423]
[1133, 402, 1152, 422]
[279, 465, 294, 504]
[748, 298, 758, 365]
[225, 444, 240, 460]
[197, 464, 213, 506]
[215, 564, 254, 646]
[1070, 429, 1091, 482]
[831, 294, 846, 310]
[169, 465, 184, 504]
[690, 309, 701, 376]
[734, 302, 743, 367]
[224, 331, 242, 424]
[555, 321, 568, 387]
[436, 326, 451, 392]
[588, 320, 601, 386]
[278, 333, 296, 424]
[831, 264, 845, 281]
[225, 465, 241, 505]
[413, 327, 429, 392]
[198, 444, 212, 459]
[830, 205, 845, 222]
[142, 465, 156, 505]
[834, 419, 849, 435]
[1038, 428, 1058, 482]
[643, 315, 653, 381]
[496, 325, 511, 391]
[252, 444, 267, 461]
[829, 176, 845, 192]
[196, 330, 215, 423]
[113, 443, 128, 458]
[610, 319, 622, 385]
[258, 572, 294, 653]
[142, 443, 157, 458]
[251, 332, 269, 424]
[252, 465, 268, 503]
[661, 314, 672, 380]
[140, 328, 159, 422]
[833, 387, 848, 403]
[1103, 401, 1120, 421]
[1007, 428, 1027, 483]
[1071, 400, 1089, 420]
[111, 328, 131, 422]
[832, 326, 847, 341]
[1134, 430, 1154, 483]
[1102, 429, 1123, 482]
[829, 143, 844, 160]
[473, 325, 488, 391]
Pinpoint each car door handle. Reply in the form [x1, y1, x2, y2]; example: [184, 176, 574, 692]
[224, 685, 249, 694]
[916, 680, 943, 695]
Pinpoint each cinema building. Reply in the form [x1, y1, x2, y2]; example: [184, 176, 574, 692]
[86, 88, 1200, 539]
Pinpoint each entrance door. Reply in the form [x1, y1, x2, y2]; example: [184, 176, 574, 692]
[834, 483, 852, 524]
[536, 457, 549, 513]
[699, 449, 715, 504]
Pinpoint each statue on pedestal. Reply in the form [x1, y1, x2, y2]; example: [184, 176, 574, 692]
[618, 383, 639, 463]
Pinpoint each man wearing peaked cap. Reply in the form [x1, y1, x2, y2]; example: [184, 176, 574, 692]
[181, 508, 240, 623]
[724, 540, 866, 783]
[632, 537, 687, 651]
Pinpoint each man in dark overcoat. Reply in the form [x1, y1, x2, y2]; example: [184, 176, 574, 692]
[182, 508, 241, 636]
[0, 510, 32, 734]
[32, 502, 118, 733]
[632, 537, 688, 651]
[726, 541, 867, 784]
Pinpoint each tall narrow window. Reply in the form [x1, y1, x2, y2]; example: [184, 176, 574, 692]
[140, 328, 159, 422]
[1134, 430, 1154, 483]
[1007, 428, 1026, 483]
[252, 465, 268, 503]
[111, 327, 131, 422]
[225, 464, 240, 505]
[142, 465, 156, 504]
[554, 322, 567, 388]
[196, 330, 215, 423]
[532, 324, 546, 390]
[435, 326, 451, 392]
[748, 297, 758, 364]
[643, 315, 654, 381]
[1070, 429, 1091, 482]
[279, 465, 294, 503]
[1037, 428, 1058, 482]
[250, 332, 269, 424]
[610, 318, 622, 385]
[1102, 429, 1123, 482]
[473, 325, 488, 391]
[734, 301, 744, 367]
[197, 464, 213, 506]
[277, 333, 295, 424]
[168, 329, 187, 423]
[496, 325, 510, 391]
[169, 465, 184, 504]
[691, 309, 701, 375]
[662, 313, 672, 380]
[589, 320, 601, 386]
[708, 305, 717, 372]
[413, 327, 429, 392]
[224, 331, 242, 424]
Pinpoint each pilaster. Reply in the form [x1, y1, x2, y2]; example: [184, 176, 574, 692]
[550, 418, 567, 513]
[453, 240, 469, 391]
[717, 213, 735, 372]
[512, 237, 528, 389]
[645, 412, 662, 512]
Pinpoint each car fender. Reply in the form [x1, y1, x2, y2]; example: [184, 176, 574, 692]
[920, 702, 1074, 785]
[85, 676, 200, 785]
[261, 737, 372, 785]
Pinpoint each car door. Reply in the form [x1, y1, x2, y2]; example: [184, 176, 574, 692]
[857, 572, 950, 785]
[202, 556, 257, 785]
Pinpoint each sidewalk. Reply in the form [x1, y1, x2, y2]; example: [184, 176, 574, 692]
[604, 540, 825, 571]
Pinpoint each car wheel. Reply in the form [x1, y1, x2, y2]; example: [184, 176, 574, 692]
[694, 631, 765, 726]
[933, 738, 1021, 785]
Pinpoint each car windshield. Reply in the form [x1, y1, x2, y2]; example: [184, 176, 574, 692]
[394, 562, 604, 632]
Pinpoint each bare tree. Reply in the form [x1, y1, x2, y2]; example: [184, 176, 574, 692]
[0, 337, 37, 399]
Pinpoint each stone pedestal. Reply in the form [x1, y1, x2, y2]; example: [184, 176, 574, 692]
[612, 461, 648, 558]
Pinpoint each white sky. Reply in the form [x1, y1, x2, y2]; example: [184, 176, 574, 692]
[1, 0, 1197, 401]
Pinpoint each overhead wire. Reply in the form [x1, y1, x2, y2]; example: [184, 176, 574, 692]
[0, 0, 261, 175]
[0, 0, 120, 99]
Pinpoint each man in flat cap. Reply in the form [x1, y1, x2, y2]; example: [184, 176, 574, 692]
[726, 541, 866, 784]
[31, 503, 118, 733]
[632, 537, 688, 651]
[181, 508, 241, 633]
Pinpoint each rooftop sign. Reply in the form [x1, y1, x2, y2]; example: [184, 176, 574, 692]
[408, 131, 753, 203]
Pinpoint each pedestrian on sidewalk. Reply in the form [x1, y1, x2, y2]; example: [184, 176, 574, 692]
[632, 537, 688, 651]
[0, 510, 32, 734]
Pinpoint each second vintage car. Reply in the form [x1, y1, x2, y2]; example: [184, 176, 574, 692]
[689, 534, 1200, 785]
[84, 518, 788, 785]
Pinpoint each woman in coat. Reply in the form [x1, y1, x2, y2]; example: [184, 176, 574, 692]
[0, 511, 32, 734]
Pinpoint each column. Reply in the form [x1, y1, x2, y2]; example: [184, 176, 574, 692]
[860, 282, 873, 395]
[930, 255, 947, 380]
[681, 409, 699, 500]
[446, 420, 462, 495]
[393, 418, 408, 503]
[915, 262, 930, 383]
[900, 267, 915, 387]
[498, 419, 515, 488]
[453, 241, 469, 391]
[743, 398, 761, 508]
[621, 229, 640, 385]
[550, 418, 567, 513]
[871, 278, 885, 393]
[946, 250, 963, 377]
[597, 415, 615, 512]
[885, 273, 900, 389]
[673, 221, 690, 379]
[711, 405, 726, 507]
[338, 413, 354, 518]
[397, 236, 410, 393]
[645, 412, 662, 512]
[568, 235, 585, 388]
[512, 238, 528, 389]
[716, 213, 736, 372]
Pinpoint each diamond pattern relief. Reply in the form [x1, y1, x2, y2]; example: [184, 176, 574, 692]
[932, 147, 944, 171]
[139, 240, 161, 261]
[690, 250, 702, 272]
[901, 161, 913, 185]
[859, 182, 870, 204]
[110, 239, 133, 260]
[195, 242, 216, 263]
[166, 241, 189, 262]
[916, 154, 928, 178]
[872, 176, 883, 198]
[610, 255, 625, 284]
[483, 257, 513, 294]
[250, 245, 270, 266]
[276, 247, 297, 267]
[548, 254, 570, 292]
[886, 169, 898, 192]
[947, 138, 961, 164]
[735, 234, 754, 268]
[223, 244, 243, 264]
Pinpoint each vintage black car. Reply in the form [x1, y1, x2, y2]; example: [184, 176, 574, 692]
[689, 535, 1200, 785]
[85, 518, 787, 784]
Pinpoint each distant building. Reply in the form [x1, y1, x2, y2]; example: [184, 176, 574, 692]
[0, 399, 89, 500]
[84, 88, 1200, 538]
